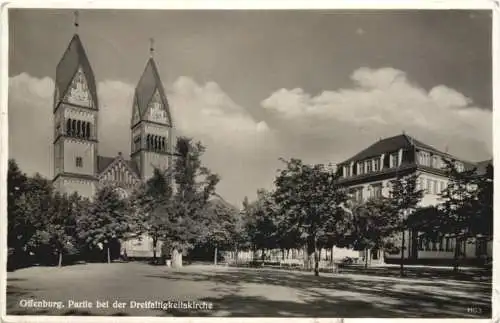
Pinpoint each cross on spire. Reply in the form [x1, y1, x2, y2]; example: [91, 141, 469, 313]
[149, 38, 155, 57]
[74, 11, 79, 30]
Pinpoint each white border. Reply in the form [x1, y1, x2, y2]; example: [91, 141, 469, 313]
[0, 1, 496, 323]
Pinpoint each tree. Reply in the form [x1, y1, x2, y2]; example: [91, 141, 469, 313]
[131, 168, 173, 262]
[160, 137, 220, 268]
[244, 190, 279, 262]
[389, 173, 424, 276]
[438, 159, 482, 271]
[7, 159, 31, 264]
[202, 196, 239, 265]
[78, 186, 131, 263]
[273, 159, 349, 276]
[348, 197, 399, 268]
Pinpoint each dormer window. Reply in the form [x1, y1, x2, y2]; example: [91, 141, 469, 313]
[373, 159, 380, 172]
[455, 162, 464, 172]
[418, 151, 431, 166]
[390, 153, 399, 168]
[357, 162, 364, 175]
[366, 160, 372, 173]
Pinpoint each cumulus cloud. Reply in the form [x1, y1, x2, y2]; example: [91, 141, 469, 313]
[8, 67, 491, 205]
[8, 73, 275, 205]
[261, 67, 492, 163]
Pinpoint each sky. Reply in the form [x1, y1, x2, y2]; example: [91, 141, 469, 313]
[8, 9, 493, 206]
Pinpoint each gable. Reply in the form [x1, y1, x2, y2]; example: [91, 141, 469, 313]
[144, 88, 169, 124]
[131, 100, 141, 126]
[64, 66, 94, 108]
[98, 157, 140, 187]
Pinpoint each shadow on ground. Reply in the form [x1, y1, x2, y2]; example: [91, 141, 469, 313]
[146, 267, 492, 318]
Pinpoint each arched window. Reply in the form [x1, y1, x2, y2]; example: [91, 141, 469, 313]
[161, 137, 165, 152]
[154, 136, 158, 151]
[72, 120, 77, 137]
[146, 135, 151, 150]
[82, 122, 86, 138]
[76, 120, 81, 137]
[66, 119, 72, 135]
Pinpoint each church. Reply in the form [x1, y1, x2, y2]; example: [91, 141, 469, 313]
[52, 24, 173, 258]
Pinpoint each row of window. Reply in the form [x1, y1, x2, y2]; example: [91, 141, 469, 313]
[66, 119, 92, 139]
[418, 237, 488, 256]
[418, 151, 465, 172]
[418, 236, 454, 252]
[132, 135, 168, 153]
[418, 178, 447, 195]
[344, 153, 400, 177]
[350, 183, 382, 202]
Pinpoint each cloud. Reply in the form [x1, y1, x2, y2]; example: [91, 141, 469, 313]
[261, 67, 492, 163]
[8, 73, 275, 205]
[8, 68, 491, 206]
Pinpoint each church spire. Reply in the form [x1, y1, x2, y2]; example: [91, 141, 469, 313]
[131, 41, 172, 127]
[74, 10, 79, 31]
[54, 11, 98, 109]
[149, 37, 155, 58]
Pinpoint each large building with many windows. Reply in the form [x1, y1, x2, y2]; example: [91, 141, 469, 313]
[336, 133, 492, 265]
[52, 30, 173, 258]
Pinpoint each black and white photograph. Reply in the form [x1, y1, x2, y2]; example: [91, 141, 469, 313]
[2, 3, 495, 320]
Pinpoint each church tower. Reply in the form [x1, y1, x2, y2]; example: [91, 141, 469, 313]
[53, 13, 99, 198]
[130, 39, 173, 182]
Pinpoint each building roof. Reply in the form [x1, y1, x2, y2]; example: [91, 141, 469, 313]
[340, 134, 455, 165]
[55, 34, 98, 107]
[133, 58, 172, 125]
[97, 155, 140, 177]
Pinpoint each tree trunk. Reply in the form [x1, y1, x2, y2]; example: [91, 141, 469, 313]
[235, 246, 239, 265]
[365, 249, 369, 269]
[214, 247, 218, 266]
[107, 247, 111, 264]
[152, 236, 157, 262]
[171, 249, 183, 268]
[261, 249, 266, 262]
[58, 251, 63, 268]
[287, 249, 290, 259]
[303, 245, 309, 270]
[314, 237, 319, 276]
[331, 246, 337, 273]
[281, 249, 285, 260]
[400, 229, 405, 276]
[453, 236, 460, 272]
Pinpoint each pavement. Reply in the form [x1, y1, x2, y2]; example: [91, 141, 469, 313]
[5, 262, 492, 318]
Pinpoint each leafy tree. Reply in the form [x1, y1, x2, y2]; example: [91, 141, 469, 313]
[244, 189, 279, 262]
[348, 197, 399, 268]
[7, 159, 30, 262]
[131, 168, 173, 262]
[389, 173, 424, 276]
[438, 159, 482, 271]
[202, 196, 239, 264]
[45, 192, 86, 267]
[78, 186, 131, 263]
[273, 159, 348, 276]
[160, 137, 220, 268]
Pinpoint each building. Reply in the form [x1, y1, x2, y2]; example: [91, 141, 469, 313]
[336, 133, 493, 265]
[52, 27, 173, 258]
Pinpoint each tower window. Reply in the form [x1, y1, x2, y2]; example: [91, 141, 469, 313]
[76, 157, 83, 168]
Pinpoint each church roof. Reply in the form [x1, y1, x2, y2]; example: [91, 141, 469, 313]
[340, 134, 455, 165]
[97, 155, 140, 177]
[55, 34, 98, 106]
[133, 58, 172, 125]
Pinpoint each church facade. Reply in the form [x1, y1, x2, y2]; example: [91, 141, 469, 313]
[52, 31, 173, 258]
